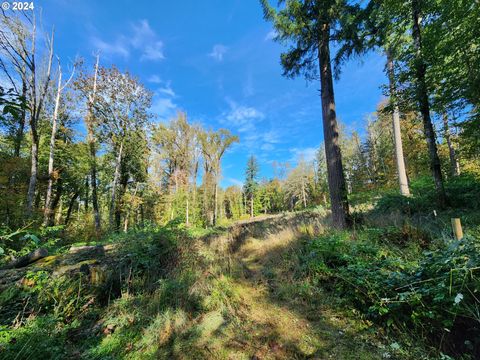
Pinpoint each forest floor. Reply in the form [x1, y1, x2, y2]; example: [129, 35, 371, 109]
[0, 212, 442, 359]
[209, 229, 390, 359]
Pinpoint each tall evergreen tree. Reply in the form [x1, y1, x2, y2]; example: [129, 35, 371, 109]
[244, 155, 259, 218]
[260, 0, 364, 228]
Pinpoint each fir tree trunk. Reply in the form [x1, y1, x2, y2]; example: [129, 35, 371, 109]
[386, 51, 410, 196]
[411, 0, 447, 206]
[318, 23, 350, 229]
[65, 191, 79, 225]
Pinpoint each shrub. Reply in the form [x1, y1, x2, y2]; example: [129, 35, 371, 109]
[301, 230, 480, 358]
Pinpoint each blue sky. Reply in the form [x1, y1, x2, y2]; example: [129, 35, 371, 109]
[40, 0, 387, 187]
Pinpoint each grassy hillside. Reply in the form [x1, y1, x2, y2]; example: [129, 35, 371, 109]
[1, 186, 479, 359]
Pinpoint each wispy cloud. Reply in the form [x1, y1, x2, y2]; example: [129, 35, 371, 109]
[243, 71, 254, 97]
[226, 178, 244, 187]
[91, 19, 164, 61]
[208, 44, 228, 61]
[264, 30, 278, 41]
[148, 75, 162, 84]
[150, 96, 177, 121]
[222, 99, 264, 133]
[290, 147, 318, 163]
[158, 84, 175, 97]
[91, 37, 130, 58]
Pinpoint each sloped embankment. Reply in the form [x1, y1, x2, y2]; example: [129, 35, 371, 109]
[0, 212, 325, 293]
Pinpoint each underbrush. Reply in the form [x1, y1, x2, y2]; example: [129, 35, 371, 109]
[0, 222, 242, 359]
[298, 228, 480, 359]
[374, 174, 480, 216]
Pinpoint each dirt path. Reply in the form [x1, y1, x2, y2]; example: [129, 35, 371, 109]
[216, 229, 388, 360]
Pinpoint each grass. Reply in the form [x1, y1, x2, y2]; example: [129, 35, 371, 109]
[1, 201, 479, 359]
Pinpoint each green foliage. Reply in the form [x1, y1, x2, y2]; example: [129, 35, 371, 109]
[300, 229, 480, 357]
[375, 174, 480, 215]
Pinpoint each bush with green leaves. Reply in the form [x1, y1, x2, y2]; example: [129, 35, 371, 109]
[301, 230, 480, 358]
[374, 174, 480, 216]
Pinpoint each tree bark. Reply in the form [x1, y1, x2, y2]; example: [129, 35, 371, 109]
[44, 67, 62, 226]
[65, 191, 79, 225]
[250, 195, 254, 218]
[86, 55, 101, 232]
[115, 171, 128, 231]
[109, 140, 123, 228]
[13, 77, 27, 157]
[26, 128, 39, 217]
[26, 28, 54, 218]
[213, 180, 218, 226]
[386, 51, 410, 196]
[45, 177, 63, 226]
[318, 23, 350, 229]
[85, 175, 89, 211]
[411, 0, 447, 206]
[442, 112, 460, 177]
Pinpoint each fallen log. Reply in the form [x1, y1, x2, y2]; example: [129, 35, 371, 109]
[3, 248, 48, 269]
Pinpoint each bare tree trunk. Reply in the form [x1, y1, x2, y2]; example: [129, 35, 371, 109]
[26, 129, 39, 217]
[47, 178, 63, 226]
[386, 51, 410, 196]
[26, 27, 54, 218]
[318, 24, 350, 229]
[302, 178, 307, 208]
[65, 191, 79, 225]
[109, 140, 123, 228]
[192, 160, 198, 225]
[186, 192, 189, 226]
[87, 55, 101, 231]
[411, 0, 447, 206]
[14, 77, 27, 157]
[44, 67, 63, 226]
[115, 173, 128, 230]
[84, 175, 89, 211]
[213, 180, 218, 226]
[250, 195, 254, 218]
[443, 112, 460, 177]
[123, 183, 139, 232]
[55, 197, 63, 224]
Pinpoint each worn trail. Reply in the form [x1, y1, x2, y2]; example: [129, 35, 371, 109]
[207, 217, 386, 359]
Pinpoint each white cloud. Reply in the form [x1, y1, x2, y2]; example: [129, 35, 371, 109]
[264, 30, 278, 41]
[227, 178, 244, 187]
[263, 130, 280, 144]
[261, 143, 275, 151]
[141, 42, 164, 61]
[158, 86, 175, 97]
[148, 75, 162, 84]
[157, 81, 175, 97]
[91, 37, 130, 58]
[222, 99, 264, 133]
[91, 19, 164, 61]
[209, 44, 228, 61]
[290, 147, 318, 163]
[243, 71, 254, 97]
[150, 95, 177, 121]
